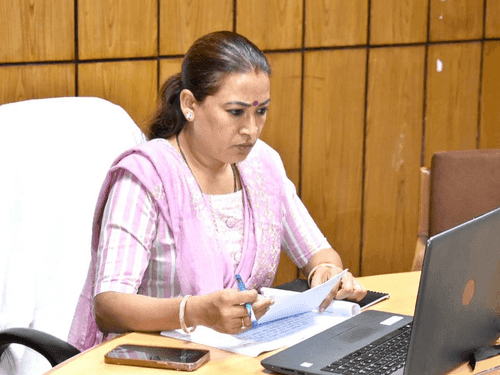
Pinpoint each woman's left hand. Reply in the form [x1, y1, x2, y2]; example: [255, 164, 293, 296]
[251, 294, 275, 320]
[309, 264, 367, 312]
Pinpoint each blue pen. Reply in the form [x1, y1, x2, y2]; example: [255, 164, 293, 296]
[235, 274, 258, 328]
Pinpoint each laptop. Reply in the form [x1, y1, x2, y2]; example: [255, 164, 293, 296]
[261, 206, 500, 375]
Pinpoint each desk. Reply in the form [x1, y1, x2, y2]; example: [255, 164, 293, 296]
[45, 272, 500, 374]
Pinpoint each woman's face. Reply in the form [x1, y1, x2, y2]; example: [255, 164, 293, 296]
[189, 70, 271, 165]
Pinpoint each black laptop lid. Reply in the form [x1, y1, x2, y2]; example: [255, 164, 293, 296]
[405, 206, 500, 374]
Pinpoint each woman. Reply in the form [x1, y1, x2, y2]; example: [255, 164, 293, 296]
[68, 31, 366, 351]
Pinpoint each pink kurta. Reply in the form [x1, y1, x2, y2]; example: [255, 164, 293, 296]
[68, 138, 330, 351]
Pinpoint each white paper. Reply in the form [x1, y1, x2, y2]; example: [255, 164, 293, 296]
[161, 310, 352, 357]
[161, 269, 361, 357]
[260, 287, 300, 297]
[258, 269, 348, 324]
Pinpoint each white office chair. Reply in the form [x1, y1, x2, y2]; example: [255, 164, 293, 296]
[0, 97, 145, 375]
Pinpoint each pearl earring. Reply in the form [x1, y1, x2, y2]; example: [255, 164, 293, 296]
[185, 112, 193, 120]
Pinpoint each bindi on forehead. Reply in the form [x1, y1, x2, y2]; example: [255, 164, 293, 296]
[225, 98, 270, 107]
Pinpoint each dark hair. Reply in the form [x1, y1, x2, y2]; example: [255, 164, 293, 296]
[147, 31, 271, 140]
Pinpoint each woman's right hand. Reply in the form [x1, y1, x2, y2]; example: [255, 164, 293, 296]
[188, 289, 273, 334]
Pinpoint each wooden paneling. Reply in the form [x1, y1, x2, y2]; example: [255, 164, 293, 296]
[0, 0, 74, 62]
[486, 0, 500, 37]
[237, 0, 303, 50]
[424, 43, 481, 166]
[429, 0, 484, 41]
[263, 53, 303, 286]
[260, 53, 302, 189]
[305, 0, 368, 47]
[78, 60, 157, 132]
[0, 64, 75, 105]
[159, 58, 183, 89]
[159, 0, 232, 55]
[1, 0, 494, 279]
[370, 0, 428, 45]
[363, 46, 425, 276]
[78, 0, 157, 59]
[480, 42, 500, 149]
[302, 49, 367, 276]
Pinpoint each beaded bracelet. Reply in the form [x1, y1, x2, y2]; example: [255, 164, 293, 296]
[307, 263, 338, 287]
[179, 295, 197, 334]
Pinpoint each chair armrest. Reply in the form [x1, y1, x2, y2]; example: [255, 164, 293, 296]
[412, 167, 431, 271]
[412, 236, 428, 271]
[0, 328, 80, 367]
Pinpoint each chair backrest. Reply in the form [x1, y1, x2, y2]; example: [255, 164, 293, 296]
[412, 149, 500, 271]
[0, 97, 145, 375]
[429, 149, 500, 236]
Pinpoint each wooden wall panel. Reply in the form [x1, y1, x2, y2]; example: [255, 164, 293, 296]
[159, 59, 183, 89]
[159, 0, 232, 55]
[363, 46, 425, 276]
[237, 0, 303, 50]
[305, 0, 368, 47]
[78, 0, 157, 59]
[486, 0, 500, 38]
[2, 0, 494, 279]
[429, 0, 484, 41]
[0, 64, 75, 105]
[424, 43, 481, 166]
[261, 53, 302, 189]
[78, 61, 157, 132]
[302, 49, 367, 276]
[0, 0, 74, 62]
[480, 42, 500, 149]
[370, 0, 428, 45]
[263, 53, 302, 286]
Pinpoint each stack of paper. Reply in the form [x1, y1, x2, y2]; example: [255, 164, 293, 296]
[161, 270, 361, 357]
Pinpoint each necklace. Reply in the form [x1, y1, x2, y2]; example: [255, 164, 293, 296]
[176, 133, 238, 193]
[176, 133, 245, 260]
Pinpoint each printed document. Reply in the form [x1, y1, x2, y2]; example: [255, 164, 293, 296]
[161, 270, 361, 357]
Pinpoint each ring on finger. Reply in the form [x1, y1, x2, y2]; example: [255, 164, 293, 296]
[241, 318, 246, 329]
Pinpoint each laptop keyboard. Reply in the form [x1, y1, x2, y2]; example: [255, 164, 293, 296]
[321, 323, 412, 375]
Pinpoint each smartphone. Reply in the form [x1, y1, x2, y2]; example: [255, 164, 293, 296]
[104, 344, 210, 371]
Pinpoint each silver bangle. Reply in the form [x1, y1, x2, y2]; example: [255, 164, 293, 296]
[179, 295, 196, 334]
[307, 263, 337, 287]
